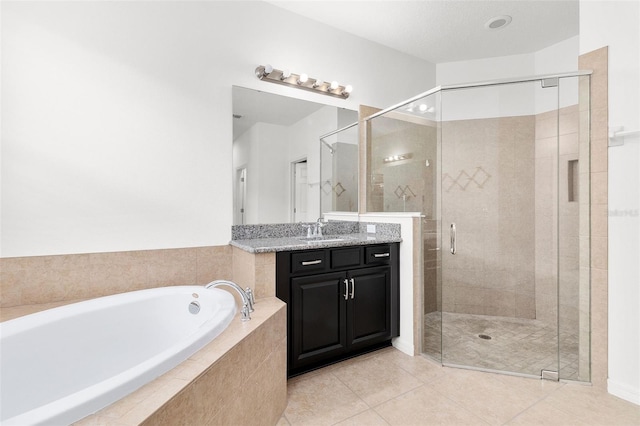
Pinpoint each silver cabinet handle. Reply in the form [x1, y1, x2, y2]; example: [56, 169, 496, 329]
[350, 278, 355, 299]
[450, 223, 457, 255]
[301, 259, 322, 266]
[343, 279, 349, 300]
[373, 253, 390, 258]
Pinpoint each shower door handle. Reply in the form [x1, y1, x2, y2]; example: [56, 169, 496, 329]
[450, 223, 457, 255]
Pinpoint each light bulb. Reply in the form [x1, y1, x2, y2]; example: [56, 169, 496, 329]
[344, 85, 353, 93]
[256, 64, 273, 79]
[313, 79, 324, 88]
[419, 104, 428, 112]
[281, 69, 291, 80]
[298, 73, 308, 84]
[330, 81, 339, 90]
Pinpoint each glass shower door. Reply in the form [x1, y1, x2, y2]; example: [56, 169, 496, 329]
[439, 79, 561, 377]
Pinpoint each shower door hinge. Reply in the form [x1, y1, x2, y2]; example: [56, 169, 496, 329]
[541, 370, 559, 381]
[541, 77, 559, 88]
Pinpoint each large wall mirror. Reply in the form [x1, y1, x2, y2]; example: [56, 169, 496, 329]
[232, 86, 358, 225]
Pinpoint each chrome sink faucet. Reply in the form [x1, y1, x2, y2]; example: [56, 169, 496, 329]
[302, 218, 326, 238]
[204, 280, 255, 321]
[314, 217, 325, 238]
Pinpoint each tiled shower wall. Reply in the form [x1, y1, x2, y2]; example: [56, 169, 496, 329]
[580, 47, 609, 388]
[534, 104, 584, 331]
[0, 246, 232, 308]
[440, 116, 537, 318]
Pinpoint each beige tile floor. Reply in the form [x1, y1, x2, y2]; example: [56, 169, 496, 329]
[278, 347, 640, 426]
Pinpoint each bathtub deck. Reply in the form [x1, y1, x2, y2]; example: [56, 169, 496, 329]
[2, 297, 287, 426]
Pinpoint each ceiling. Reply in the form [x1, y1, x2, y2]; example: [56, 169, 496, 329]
[267, 0, 579, 63]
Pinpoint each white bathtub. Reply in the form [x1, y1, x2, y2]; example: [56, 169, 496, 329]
[0, 285, 237, 425]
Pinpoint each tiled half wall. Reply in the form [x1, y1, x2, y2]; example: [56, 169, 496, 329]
[0, 246, 233, 308]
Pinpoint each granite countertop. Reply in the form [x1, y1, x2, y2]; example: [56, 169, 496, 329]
[230, 221, 402, 253]
[231, 233, 401, 253]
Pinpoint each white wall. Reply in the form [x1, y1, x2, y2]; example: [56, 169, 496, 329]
[436, 37, 579, 120]
[436, 52, 535, 86]
[288, 105, 338, 222]
[0, 1, 436, 257]
[249, 123, 289, 224]
[535, 36, 580, 111]
[580, 0, 640, 405]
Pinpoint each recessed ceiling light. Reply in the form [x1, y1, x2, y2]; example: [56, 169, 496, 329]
[485, 15, 512, 30]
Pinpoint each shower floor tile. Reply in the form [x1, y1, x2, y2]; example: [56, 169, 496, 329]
[423, 311, 580, 379]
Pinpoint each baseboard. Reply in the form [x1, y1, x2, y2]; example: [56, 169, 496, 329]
[608, 379, 640, 405]
[392, 336, 414, 356]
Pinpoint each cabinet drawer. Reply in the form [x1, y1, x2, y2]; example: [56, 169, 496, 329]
[331, 247, 362, 269]
[365, 245, 392, 265]
[291, 250, 327, 274]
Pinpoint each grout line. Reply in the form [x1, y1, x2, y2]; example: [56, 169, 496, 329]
[501, 382, 569, 425]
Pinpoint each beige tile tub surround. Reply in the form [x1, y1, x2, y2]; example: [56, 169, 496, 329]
[0, 245, 233, 308]
[231, 246, 276, 299]
[72, 297, 287, 426]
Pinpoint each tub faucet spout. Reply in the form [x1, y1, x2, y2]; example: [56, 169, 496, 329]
[204, 280, 253, 321]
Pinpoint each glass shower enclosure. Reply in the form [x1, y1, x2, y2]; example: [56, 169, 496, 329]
[366, 73, 591, 381]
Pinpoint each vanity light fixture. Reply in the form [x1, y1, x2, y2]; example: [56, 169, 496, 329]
[255, 64, 352, 99]
[383, 153, 414, 164]
[405, 103, 435, 115]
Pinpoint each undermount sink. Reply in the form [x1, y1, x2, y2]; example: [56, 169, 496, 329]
[296, 236, 352, 243]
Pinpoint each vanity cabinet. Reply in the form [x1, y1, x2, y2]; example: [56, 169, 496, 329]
[276, 243, 399, 377]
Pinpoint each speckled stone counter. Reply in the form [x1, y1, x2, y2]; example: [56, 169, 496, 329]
[230, 221, 402, 254]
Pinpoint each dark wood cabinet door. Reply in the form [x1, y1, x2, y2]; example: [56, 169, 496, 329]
[347, 266, 391, 350]
[290, 271, 348, 369]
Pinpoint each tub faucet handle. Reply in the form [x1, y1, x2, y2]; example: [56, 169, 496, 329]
[245, 287, 255, 312]
[240, 305, 251, 321]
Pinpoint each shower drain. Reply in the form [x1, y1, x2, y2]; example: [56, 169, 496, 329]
[478, 334, 492, 340]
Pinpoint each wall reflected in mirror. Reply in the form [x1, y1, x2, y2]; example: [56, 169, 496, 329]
[232, 86, 358, 225]
[320, 123, 359, 216]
